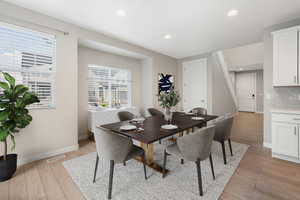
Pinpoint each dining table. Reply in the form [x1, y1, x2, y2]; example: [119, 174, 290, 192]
[101, 112, 218, 175]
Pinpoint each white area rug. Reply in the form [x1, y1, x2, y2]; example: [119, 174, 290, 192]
[63, 141, 248, 200]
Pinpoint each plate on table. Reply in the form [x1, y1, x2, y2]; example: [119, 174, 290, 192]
[131, 118, 145, 123]
[185, 112, 194, 115]
[120, 125, 137, 131]
[161, 124, 178, 130]
[191, 117, 204, 120]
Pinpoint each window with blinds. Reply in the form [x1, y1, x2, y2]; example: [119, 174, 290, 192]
[88, 65, 132, 108]
[0, 22, 56, 108]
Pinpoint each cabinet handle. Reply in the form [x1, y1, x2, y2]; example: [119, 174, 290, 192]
[293, 118, 300, 120]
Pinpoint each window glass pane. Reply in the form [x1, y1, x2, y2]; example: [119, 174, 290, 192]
[88, 65, 131, 108]
[0, 22, 56, 108]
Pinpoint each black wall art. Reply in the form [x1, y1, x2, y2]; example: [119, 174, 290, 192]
[158, 73, 174, 94]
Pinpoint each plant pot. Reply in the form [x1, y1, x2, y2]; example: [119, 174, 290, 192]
[0, 154, 17, 182]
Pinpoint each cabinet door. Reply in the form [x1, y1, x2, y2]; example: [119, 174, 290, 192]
[273, 29, 298, 86]
[272, 122, 299, 158]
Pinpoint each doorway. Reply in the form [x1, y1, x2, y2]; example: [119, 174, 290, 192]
[236, 71, 256, 112]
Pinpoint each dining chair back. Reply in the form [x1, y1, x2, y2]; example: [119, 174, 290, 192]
[148, 108, 164, 117]
[118, 111, 135, 122]
[177, 125, 215, 162]
[93, 127, 147, 199]
[213, 116, 234, 164]
[190, 107, 207, 115]
[162, 125, 216, 196]
[214, 116, 234, 142]
[94, 128, 133, 163]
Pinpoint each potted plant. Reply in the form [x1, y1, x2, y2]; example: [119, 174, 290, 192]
[158, 87, 180, 122]
[0, 72, 39, 182]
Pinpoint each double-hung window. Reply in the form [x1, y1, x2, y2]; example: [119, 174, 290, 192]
[88, 65, 132, 108]
[0, 22, 56, 108]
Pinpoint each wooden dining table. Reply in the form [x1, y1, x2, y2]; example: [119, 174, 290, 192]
[101, 112, 218, 175]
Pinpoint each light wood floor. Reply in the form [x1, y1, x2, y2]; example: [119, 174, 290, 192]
[1, 112, 300, 200]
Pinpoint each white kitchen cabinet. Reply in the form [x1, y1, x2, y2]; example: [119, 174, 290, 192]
[272, 122, 298, 158]
[271, 110, 300, 164]
[272, 26, 300, 86]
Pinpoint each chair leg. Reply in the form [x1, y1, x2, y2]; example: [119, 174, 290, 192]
[108, 160, 114, 199]
[142, 152, 147, 180]
[221, 141, 227, 165]
[196, 159, 203, 196]
[209, 154, 215, 180]
[228, 139, 233, 156]
[162, 150, 167, 178]
[93, 154, 99, 183]
[181, 158, 184, 165]
[123, 161, 126, 166]
[159, 139, 161, 144]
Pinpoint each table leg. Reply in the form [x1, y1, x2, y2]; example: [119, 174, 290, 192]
[136, 142, 170, 175]
[140, 143, 154, 164]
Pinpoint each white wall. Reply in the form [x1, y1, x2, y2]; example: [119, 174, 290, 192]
[223, 42, 264, 71]
[0, 1, 178, 164]
[78, 47, 143, 139]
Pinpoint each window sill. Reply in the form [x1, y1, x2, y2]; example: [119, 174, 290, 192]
[88, 106, 134, 112]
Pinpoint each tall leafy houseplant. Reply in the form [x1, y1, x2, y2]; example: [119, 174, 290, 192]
[0, 72, 39, 181]
[158, 87, 180, 121]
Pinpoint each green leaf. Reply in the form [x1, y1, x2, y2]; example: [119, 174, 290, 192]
[3, 72, 15, 87]
[23, 92, 40, 105]
[0, 110, 9, 121]
[0, 129, 9, 141]
[14, 85, 29, 96]
[0, 82, 9, 90]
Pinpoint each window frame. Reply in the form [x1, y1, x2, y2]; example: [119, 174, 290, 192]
[0, 21, 57, 109]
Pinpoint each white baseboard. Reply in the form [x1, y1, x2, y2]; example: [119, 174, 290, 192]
[263, 142, 272, 149]
[272, 153, 300, 164]
[18, 144, 79, 166]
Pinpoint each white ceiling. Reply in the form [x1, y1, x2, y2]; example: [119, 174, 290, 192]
[5, 0, 300, 58]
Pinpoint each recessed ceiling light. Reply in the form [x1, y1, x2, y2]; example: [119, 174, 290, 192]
[227, 9, 239, 17]
[116, 9, 126, 17]
[164, 34, 172, 39]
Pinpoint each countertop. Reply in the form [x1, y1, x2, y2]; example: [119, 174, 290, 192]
[271, 108, 300, 115]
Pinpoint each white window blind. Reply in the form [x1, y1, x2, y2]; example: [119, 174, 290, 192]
[0, 22, 56, 108]
[88, 65, 132, 108]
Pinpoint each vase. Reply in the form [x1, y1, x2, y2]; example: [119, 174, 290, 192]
[164, 107, 173, 123]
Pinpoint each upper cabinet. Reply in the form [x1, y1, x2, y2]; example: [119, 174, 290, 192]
[273, 26, 300, 86]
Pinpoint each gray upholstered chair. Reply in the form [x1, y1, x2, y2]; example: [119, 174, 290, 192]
[148, 108, 164, 117]
[162, 126, 216, 196]
[189, 107, 207, 115]
[118, 111, 135, 121]
[213, 116, 234, 165]
[93, 127, 147, 199]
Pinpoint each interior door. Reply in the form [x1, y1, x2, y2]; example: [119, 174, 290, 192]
[236, 72, 256, 112]
[182, 59, 207, 112]
[272, 122, 299, 158]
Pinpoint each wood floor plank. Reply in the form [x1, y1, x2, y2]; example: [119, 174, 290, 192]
[50, 162, 84, 200]
[9, 165, 29, 200]
[24, 162, 47, 200]
[36, 161, 67, 200]
[0, 180, 9, 200]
